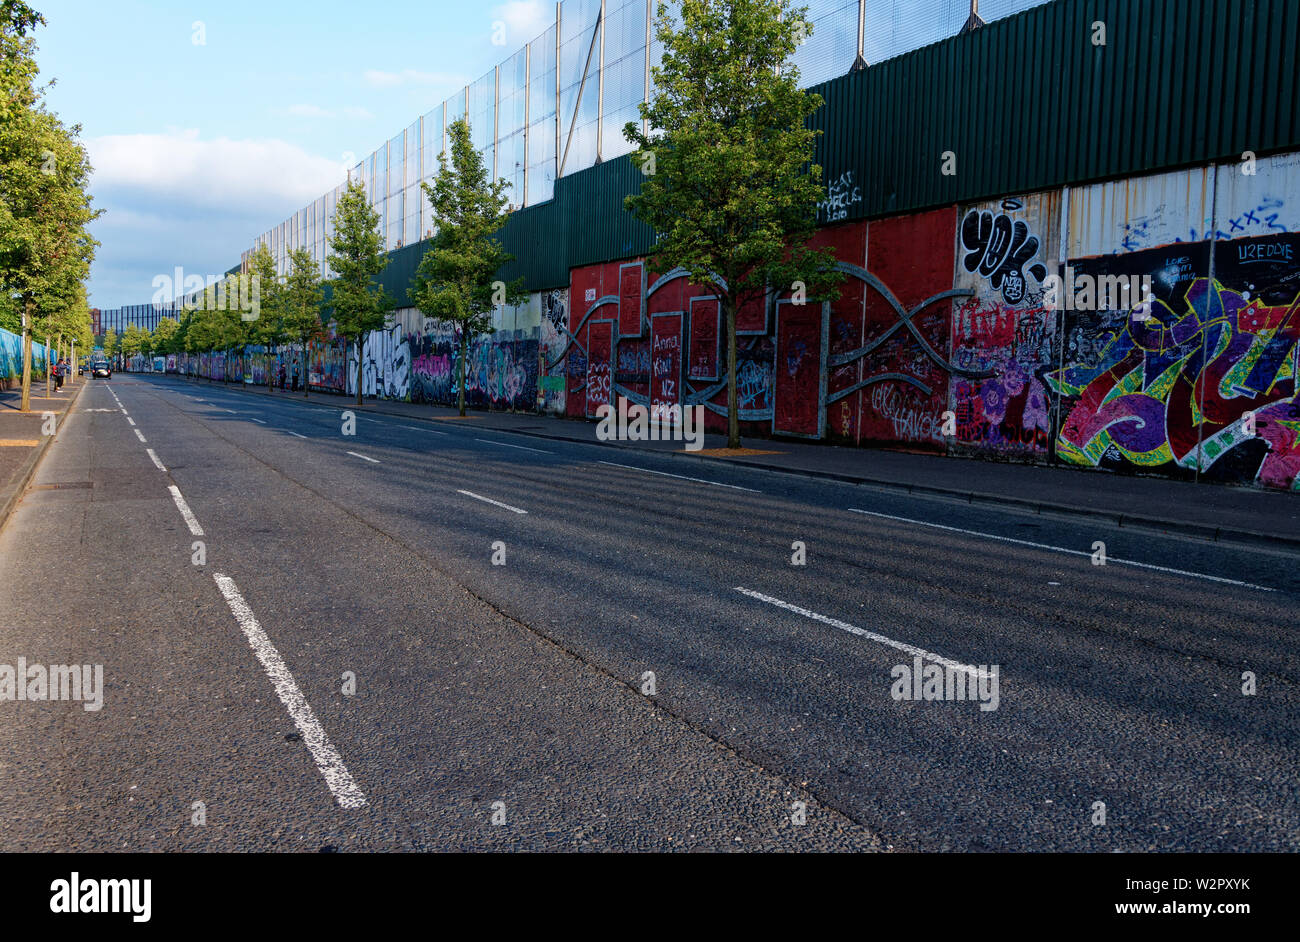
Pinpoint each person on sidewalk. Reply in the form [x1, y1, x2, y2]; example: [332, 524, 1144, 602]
[53, 359, 65, 391]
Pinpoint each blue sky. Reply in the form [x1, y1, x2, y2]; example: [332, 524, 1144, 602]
[35, 0, 554, 308]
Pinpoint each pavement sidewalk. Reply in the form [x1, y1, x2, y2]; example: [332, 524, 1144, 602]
[150, 372, 1300, 551]
[0, 373, 85, 532]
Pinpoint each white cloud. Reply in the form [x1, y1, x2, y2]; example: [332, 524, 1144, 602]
[83, 130, 345, 307]
[493, 1, 551, 44]
[86, 129, 343, 215]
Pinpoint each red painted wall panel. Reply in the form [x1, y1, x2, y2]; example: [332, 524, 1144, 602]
[774, 302, 822, 437]
[687, 296, 720, 382]
[619, 263, 645, 337]
[586, 320, 614, 418]
[856, 207, 957, 451]
[650, 313, 683, 420]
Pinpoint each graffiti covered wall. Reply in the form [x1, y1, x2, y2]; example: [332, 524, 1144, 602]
[530, 153, 1300, 490]
[1049, 156, 1300, 489]
[172, 152, 1299, 494]
[950, 193, 1061, 459]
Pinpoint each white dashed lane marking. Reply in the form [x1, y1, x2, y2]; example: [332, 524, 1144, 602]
[735, 587, 990, 679]
[847, 508, 1275, 592]
[457, 489, 528, 515]
[167, 485, 204, 536]
[598, 460, 760, 493]
[213, 573, 367, 810]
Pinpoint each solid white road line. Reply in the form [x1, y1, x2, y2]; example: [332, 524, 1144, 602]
[146, 448, 166, 472]
[735, 587, 989, 678]
[847, 508, 1275, 592]
[286, 430, 307, 439]
[346, 450, 380, 464]
[167, 485, 204, 536]
[212, 573, 367, 810]
[457, 489, 528, 515]
[473, 437, 553, 455]
[133, 428, 147, 443]
[598, 460, 760, 493]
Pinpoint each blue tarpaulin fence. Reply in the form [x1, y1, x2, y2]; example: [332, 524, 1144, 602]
[0, 326, 50, 383]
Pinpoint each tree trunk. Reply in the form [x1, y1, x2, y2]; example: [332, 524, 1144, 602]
[268, 344, 275, 392]
[45, 335, 52, 397]
[458, 330, 468, 417]
[354, 336, 363, 407]
[19, 298, 32, 413]
[303, 341, 310, 398]
[725, 297, 740, 449]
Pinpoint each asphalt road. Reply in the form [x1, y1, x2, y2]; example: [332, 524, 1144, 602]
[1, 373, 1296, 851]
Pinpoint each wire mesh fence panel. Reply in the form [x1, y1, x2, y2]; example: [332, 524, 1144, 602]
[248, 0, 1063, 272]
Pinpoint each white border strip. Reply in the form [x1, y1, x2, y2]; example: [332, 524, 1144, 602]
[146, 448, 166, 472]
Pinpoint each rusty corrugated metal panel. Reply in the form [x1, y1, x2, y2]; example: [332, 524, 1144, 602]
[1066, 166, 1215, 259]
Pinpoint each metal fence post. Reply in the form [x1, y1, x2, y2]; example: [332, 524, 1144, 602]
[853, 0, 867, 69]
[962, 0, 985, 33]
[597, 0, 605, 163]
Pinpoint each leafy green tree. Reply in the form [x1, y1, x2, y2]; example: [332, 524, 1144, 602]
[152, 316, 178, 355]
[0, 3, 98, 409]
[414, 118, 524, 416]
[326, 177, 391, 406]
[245, 243, 284, 390]
[121, 323, 147, 364]
[624, 0, 840, 448]
[100, 327, 117, 358]
[282, 246, 324, 398]
[184, 280, 243, 380]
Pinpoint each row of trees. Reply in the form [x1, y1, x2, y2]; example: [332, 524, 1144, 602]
[0, 1, 98, 408]
[131, 0, 830, 446]
[134, 114, 519, 417]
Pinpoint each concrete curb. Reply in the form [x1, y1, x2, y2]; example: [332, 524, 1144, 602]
[0, 380, 86, 536]
[147, 373, 1300, 554]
